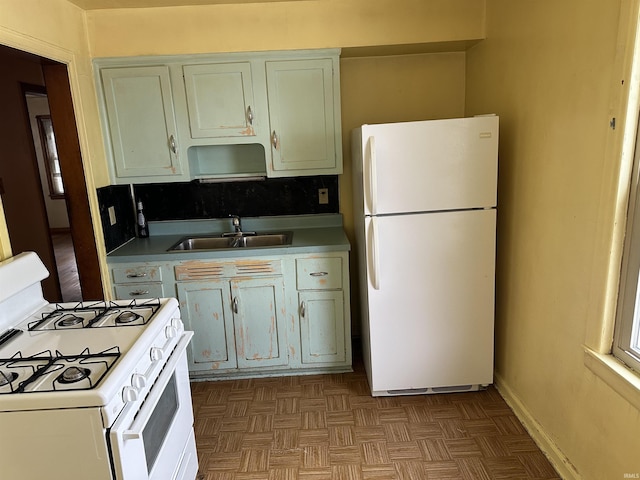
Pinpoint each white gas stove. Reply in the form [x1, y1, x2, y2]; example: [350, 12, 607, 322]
[0, 252, 199, 480]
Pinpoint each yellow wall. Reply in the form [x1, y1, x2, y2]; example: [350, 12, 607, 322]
[465, 0, 640, 477]
[85, 0, 484, 57]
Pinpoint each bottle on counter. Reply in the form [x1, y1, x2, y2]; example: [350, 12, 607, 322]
[136, 201, 149, 238]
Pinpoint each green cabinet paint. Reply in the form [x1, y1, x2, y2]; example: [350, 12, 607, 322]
[100, 66, 186, 182]
[231, 276, 288, 368]
[108, 248, 351, 379]
[95, 49, 342, 183]
[182, 62, 257, 139]
[177, 279, 238, 370]
[111, 263, 166, 300]
[266, 58, 341, 175]
[295, 254, 349, 366]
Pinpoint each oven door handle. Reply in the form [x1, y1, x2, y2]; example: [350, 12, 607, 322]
[122, 332, 193, 440]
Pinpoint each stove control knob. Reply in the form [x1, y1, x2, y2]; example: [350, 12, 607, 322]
[171, 318, 183, 332]
[122, 386, 138, 403]
[150, 347, 163, 362]
[131, 373, 146, 390]
[165, 324, 178, 339]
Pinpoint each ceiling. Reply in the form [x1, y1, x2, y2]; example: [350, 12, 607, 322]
[67, 0, 302, 9]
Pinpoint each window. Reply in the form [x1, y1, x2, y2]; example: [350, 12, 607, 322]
[614, 126, 640, 374]
[36, 115, 64, 198]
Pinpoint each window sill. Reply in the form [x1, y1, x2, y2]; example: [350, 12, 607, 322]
[583, 346, 640, 411]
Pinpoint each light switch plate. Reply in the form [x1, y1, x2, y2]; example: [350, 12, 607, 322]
[318, 188, 329, 205]
[108, 206, 117, 226]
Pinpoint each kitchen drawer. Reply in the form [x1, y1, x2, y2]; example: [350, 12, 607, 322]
[114, 283, 165, 299]
[296, 257, 342, 290]
[112, 265, 163, 284]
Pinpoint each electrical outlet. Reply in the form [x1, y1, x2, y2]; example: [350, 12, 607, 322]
[108, 206, 117, 226]
[318, 188, 329, 205]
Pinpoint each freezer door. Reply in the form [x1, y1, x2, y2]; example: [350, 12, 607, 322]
[360, 116, 498, 215]
[363, 209, 496, 393]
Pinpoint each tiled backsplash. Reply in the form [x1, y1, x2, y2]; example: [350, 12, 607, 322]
[98, 176, 340, 253]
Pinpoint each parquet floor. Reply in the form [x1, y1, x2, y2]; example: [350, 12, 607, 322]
[190, 352, 560, 479]
[51, 231, 82, 302]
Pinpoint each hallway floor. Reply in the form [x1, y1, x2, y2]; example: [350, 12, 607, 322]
[191, 352, 560, 479]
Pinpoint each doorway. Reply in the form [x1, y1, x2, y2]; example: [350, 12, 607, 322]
[0, 44, 103, 301]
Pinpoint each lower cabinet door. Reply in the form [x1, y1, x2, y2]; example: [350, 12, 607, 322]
[298, 290, 346, 364]
[177, 281, 237, 371]
[231, 277, 288, 368]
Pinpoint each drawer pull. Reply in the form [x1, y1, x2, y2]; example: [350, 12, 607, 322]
[130, 290, 150, 296]
[127, 273, 148, 278]
[310, 272, 328, 277]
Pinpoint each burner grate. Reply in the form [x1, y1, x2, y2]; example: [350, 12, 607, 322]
[27, 298, 162, 331]
[0, 347, 121, 394]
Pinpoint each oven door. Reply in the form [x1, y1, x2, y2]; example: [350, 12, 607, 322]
[109, 332, 199, 480]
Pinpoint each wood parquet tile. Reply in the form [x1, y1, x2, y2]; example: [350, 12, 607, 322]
[191, 352, 560, 480]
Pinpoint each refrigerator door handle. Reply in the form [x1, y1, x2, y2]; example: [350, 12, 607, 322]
[366, 217, 380, 290]
[365, 136, 378, 215]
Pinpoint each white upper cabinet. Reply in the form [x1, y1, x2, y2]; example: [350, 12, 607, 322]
[183, 62, 257, 139]
[100, 66, 186, 182]
[266, 58, 342, 176]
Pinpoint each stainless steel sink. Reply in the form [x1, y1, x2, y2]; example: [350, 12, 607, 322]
[168, 232, 293, 251]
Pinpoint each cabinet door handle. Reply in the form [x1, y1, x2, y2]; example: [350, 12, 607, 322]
[247, 106, 254, 125]
[300, 301, 306, 318]
[130, 290, 149, 296]
[271, 131, 279, 150]
[169, 135, 177, 154]
[310, 272, 328, 277]
[126, 273, 148, 278]
[232, 297, 238, 314]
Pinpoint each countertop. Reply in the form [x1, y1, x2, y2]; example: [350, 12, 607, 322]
[107, 214, 350, 263]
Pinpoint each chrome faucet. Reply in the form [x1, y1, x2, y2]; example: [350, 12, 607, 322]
[230, 215, 242, 234]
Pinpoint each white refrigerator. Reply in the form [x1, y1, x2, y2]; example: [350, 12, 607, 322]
[351, 115, 498, 396]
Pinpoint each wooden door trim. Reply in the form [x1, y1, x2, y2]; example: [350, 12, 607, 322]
[42, 62, 103, 300]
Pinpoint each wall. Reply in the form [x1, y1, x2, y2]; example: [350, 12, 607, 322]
[85, 0, 484, 57]
[465, 0, 640, 478]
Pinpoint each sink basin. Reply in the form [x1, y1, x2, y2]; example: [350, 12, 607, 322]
[169, 232, 293, 251]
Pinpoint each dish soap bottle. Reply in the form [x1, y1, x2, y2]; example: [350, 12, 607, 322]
[136, 201, 149, 238]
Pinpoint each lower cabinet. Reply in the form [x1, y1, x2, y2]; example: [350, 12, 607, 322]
[109, 251, 351, 379]
[174, 258, 289, 376]
[295, 253, 351, 368]
[111, 263, 166, 300]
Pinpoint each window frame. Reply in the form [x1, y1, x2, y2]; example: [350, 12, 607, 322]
[36, 114, 64, 199]
[614, 122, 640, 373]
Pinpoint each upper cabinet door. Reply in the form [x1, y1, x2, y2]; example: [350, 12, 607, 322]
[266, 58, 342, 175]
[101, 66, 183, 180]
[183, 62, 257, 139]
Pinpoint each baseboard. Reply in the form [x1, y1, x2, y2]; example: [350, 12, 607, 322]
[494, 373, 581, 480]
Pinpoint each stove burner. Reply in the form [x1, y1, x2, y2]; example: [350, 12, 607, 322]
[59, 366, 92, 384]
[115, 311, 140, 324]
[0, 370, 18, 387]
[56, 314, 84, 328]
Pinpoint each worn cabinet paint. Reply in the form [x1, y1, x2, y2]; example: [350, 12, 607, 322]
[295, 253, 350, 367]
[183, 62, 257, 139]
[101, 66, 185, 181]
[232, 276, 287, 368]
[109, 249, 351, 379]
[95, 50, 342, 182]
[111, 263, 165, 300]
[298, 290, 345, 364]
[177, 280, 238, 371]
[266, 58, 341, 175]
